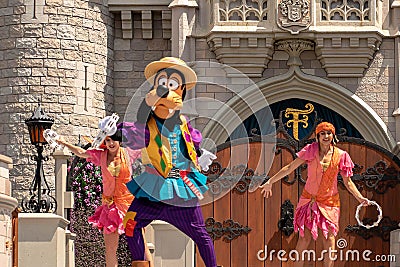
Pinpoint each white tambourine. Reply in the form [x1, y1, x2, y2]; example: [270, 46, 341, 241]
[91, 113, 120, 148]
[355, 200, 383, 229]
[43, 129, 64, 150]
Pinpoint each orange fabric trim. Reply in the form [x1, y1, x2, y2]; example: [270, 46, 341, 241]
[300, 146, 341, 207]
[100, 148, 134, 214]
[317, 146, 340, 196]
[301, 190, 340, 207]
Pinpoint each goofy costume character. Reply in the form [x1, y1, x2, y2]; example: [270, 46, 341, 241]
[120, 57, 218, 267]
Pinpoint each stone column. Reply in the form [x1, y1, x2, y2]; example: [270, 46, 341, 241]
[390, 229, 400, 267]
[18, 213, 69, 267]
[169, 0, 198, 61]
[53, 149, 73, 218]
[0, 155, 17, 267]
[53, 149, 75, 267]
[151, 220, 194, 267]
[391, 1, 400, 155]
[169, 0, 199, 120]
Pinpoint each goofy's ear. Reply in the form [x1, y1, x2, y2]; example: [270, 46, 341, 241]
[136, 98, 152, 123]
[181, 86, 186, 100]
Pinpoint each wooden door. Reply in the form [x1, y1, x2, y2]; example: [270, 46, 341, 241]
[196, 136, 400, 267]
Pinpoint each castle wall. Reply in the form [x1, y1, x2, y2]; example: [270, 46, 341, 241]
[0, 0, 114, 200]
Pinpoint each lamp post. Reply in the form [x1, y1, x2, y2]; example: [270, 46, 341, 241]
[22, 103, 57, 213]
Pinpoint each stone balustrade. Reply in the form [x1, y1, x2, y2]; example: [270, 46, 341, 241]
[0, 155, 17, 267]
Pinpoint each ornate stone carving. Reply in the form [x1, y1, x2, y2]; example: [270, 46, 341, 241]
[315, 34, 382, 77]
[275, 39, 315, 66]
[320, 0, 371, 21]
[277, 0, 311, 34]
[218, 0, 269, 21]
[207, 35, 274, 77]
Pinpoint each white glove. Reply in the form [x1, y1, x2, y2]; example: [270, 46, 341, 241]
[98, 114, 119, 136]
[92, 114, 119, 148]
[43, 129, 64, 150]
[198, 149, 217, 171]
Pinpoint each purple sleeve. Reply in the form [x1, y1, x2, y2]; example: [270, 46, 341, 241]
[187, 120, 202, 149]
[296, 142, 318, 162]
[118, 122, 149, 150]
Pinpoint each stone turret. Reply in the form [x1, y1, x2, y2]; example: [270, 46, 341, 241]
[0, 0, 114, 200]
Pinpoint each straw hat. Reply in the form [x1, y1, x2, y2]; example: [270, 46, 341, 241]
[144, 57, 197, 90]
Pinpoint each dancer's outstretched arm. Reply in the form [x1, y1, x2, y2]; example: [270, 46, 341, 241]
[260, 157, 305, 198]
[342, 175, 369, 205]
[57, 137, 90, 159]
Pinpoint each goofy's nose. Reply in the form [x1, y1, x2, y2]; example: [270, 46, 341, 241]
[156, 85, 169, 98]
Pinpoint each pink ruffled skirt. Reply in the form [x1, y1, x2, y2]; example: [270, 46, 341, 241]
[88, 203, 125, 235]
[293, 201, 338, 240]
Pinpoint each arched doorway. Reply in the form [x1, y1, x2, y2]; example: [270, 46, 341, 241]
[197, 111, 400, 267]
[202, 66, 395, 151]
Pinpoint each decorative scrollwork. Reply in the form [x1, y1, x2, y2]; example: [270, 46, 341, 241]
[278, 199, 294, 236]
[21, 193, 57, 213]
[219, 0, 269, 21]
[203, 162, 266, 195]
[320, 0, 371, 21]
[339, 160, 400, 194]
[205, 217, 252, 242]
[345, 216, 400, 241]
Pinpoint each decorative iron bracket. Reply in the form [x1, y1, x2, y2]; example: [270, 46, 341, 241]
[338, 160, 400, 194]
[278, 199, 294, 236]
[205, 217, 251, 242]
[345, 216, 400, 241]
[203, 162, 266, 195]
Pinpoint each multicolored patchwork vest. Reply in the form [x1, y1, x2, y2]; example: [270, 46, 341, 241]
[142, 115, 200, 177]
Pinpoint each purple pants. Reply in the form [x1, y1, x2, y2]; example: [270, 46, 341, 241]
[126, 197, 217, 267]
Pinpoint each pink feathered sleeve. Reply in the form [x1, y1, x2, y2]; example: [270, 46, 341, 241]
[339, 151, 354, 177]
[86, 149, 103, 166]
[296, 142, 318, 162]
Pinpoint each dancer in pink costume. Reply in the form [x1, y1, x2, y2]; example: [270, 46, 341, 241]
[58, 130, 153, 267]
[260, 122, 371, 267]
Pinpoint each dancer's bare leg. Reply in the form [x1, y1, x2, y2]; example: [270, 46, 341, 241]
[143, 229, 154, 267]
[321, 232, 335, 267]
[294, 229, 313, 267]
[104, 231, 119, 267]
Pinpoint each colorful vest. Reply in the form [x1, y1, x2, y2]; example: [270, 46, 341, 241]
[142, 115, 200, 177]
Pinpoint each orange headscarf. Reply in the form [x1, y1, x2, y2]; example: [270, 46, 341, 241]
[315, 122, 335, 136]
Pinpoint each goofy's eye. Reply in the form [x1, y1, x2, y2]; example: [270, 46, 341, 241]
[158, 77, 168, 86]
[168, 79, 179, 90]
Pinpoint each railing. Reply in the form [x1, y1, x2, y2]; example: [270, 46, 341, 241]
[320, 0, 372, 21]
[218, 0, 269, 22]
[213, 0, 380, 28]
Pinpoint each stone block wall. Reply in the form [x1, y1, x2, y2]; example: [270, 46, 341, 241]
[391, 229, 400, 267]
[0, 0, 115, 200]
[113, 11, 171, 120]
[0, 154, 18, 267]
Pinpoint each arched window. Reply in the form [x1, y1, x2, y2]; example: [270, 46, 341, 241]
[229, 98, 362, 141]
